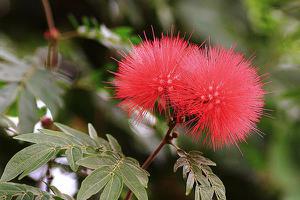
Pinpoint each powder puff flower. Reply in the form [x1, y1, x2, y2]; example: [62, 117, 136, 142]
[171, 46, 265, 148]
[114, 35, 196, 118]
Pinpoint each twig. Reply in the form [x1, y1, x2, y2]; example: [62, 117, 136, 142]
[59, 31, 80, 40]
[42, 0, 55, 30]
[124, 120, 177, 200]
[45, 162, 53, 192]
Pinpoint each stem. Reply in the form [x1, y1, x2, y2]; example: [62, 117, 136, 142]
[141, 122, 176, 169]
[42, 0, 55, 30]
[168, 140, 180, 151]
[45, 41, 58, 69]
[41, 0, 59, 69]
[124, 121, 177, 200]
[59, 31, 80, 40]
[45, 162, 53, 192]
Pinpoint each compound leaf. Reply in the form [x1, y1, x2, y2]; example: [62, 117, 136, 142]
[17, 88, 39, 133]
[0, 144, 57, 182]
[0, 83, 18, 113]
[174, 150, 226, 200]
[77, 167, 112, 200]
[99, 175, 123, 200]
[66, 146, 83, 172]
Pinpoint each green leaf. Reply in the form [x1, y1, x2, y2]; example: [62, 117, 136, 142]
[26, 70, 63, 117]
[68, 15, 79, 28]
[17, 88, 39, 133]
[124, 158, 149, 188]
[15, 191, 34, 200]
[88, 123, 97, 140]
[0, 63, 27, 82]
[112, 26, 133, 38]
[199, 185, 214, 200]
[49, 186, 63, 197]
[0, 83, 18, 113]
[174, 157, 188, 172]
[186, 172, 194, 195]
[88, 124, 110, 149]
[0, 144, 57, 181]
[182, 165, 189, 179]
[195, 185, 200, 200]
[77, 155, 116, 169]
[77, 150, 148, 200]
[194, 171, 210, 188]
[66, 146, 83, 171]
[0, 182, 53, 200]
[189, 151, 216, 166]
[174, 150, 226, 200]
[209, 175, 226, 200]
[0, 114, 17, 130]
[19, 148, 57, 180]
[125, 157, 140, 166]
[94, 137, 111, 149]
[77, 167, 112, 200]
[76, 20, 133, 50]
[54, 123, 96, 146]
[0, 182, 23, 194]
[99, 175, 123, 200]
[177, 149, 187, 157]
[0, 48, 65, 132]
[84, 147, 99, 155]
[214, 187, 226, 200]
[14, 133, 67, 146]
[17, 123, 150, 200]
[117, 163, 148, 200]
[50, 186, 74, 200]
[106, 134, 122, 153]
[40, 129, 82, 146]
[0, 48, 28, 82]
[0, 48, 24, 65]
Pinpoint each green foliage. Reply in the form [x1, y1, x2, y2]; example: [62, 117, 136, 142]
[0, 115, 17, 132]
[0, 182, 55, 200]
[18, 88, 39, 134]
[76, 127, 149, 200]
[70, 16, 140, 50]
[77, 152, 149, 200]
[244, 0, 278, 34]
[0, 83, 18, 113]
[49, 185, 74, 200]
[0, 48, 65, 133]
[1, 123, 149, 200]
[66, 146, 83, 172]
[112, 26, 141, 45]
[174, 150, 226, 200]
[0, 144, 58, 181]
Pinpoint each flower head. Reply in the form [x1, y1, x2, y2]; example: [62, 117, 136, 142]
[114, 35, 196, 118]
[171, 46, 265, 148]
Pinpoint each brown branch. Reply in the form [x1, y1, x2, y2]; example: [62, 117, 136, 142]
[59, 31, 80, 40]
[42, 0, 55, 30]
[124, 120, 177, 200]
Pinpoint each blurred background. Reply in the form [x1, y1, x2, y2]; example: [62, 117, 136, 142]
[0, 0, 300, 199]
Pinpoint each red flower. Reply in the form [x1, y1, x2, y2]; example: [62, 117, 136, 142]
[114, 35, 196, 118]
[171, 46, 265, 148]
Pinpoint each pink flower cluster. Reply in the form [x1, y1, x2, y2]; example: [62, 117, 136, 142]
[113, 35, 265, 148]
